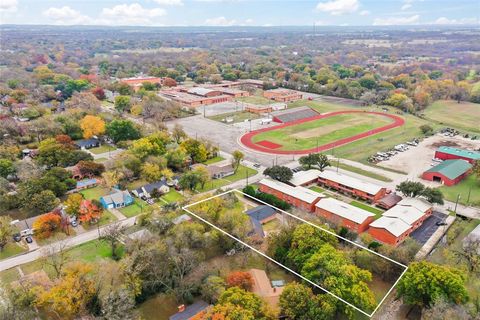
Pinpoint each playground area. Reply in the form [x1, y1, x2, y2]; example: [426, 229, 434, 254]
[240, 110, 405, 155]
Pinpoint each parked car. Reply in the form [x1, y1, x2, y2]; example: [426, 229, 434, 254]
[13, 233, 21, 242]
[71, 218, 78, 227]
[436, 221, 448, 226]
[25, 236, 33, 244]
[253, 163, 261, 168]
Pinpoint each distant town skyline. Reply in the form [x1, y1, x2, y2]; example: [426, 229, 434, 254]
[1, 0, 479, 27]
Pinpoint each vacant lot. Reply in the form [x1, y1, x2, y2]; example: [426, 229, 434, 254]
[251, 112, 393, 151]
[440, 174, 480, 206]
[423, 100, 480, 133]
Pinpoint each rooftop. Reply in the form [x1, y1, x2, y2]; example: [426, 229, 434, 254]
[187, 87, 219, 97]
[101, 190, 131, 204]
[425, 159, 472, 179]
[246, 205, 277, 221]
[259, 178, 324, 204]
[437, 146, 480, 160]
[289, 169, 321, 186]
[318, 170, 385, 195]
[169, 301, 210, 320]
[369, 216, 411, 237]
[315, 198, 375, 224]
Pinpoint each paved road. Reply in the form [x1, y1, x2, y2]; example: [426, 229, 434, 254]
[0, 217, 137, 272]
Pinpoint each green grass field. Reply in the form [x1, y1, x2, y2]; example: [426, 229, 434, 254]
[199, 165, 257, 192]
[236, 95, 272, 105]
[209, 111, 261, 124]
[349, 200, 384, 218]
[0, 242, 28, 260]
[251, 112, 393, 151]
[162, 190, 184, 203]
[423, 100, 480, 133]
[439, 174, 480, 206]
[89, 145, 117, 155]
[79, 186, 111, 201]
[119, 199, 151, 217]
[204, 156, 225, 164]
[336, 162, 393, 182]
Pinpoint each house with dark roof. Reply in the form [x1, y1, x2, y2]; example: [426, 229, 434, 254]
[169, 301, 211, 320]
[246, 205, 279, 238]
[131, 180, 170, 198]
[100, 190, 134, 209]
[377, 193, 403, 209]
[74, 138, 100, 150]
[422, 159, 472, 186]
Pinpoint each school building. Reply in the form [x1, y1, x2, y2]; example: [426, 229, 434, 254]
[314, 198, 375, 233]
[318, 170, 387, 203]
[263, 88, 303, 102]
[258, 178, 325, 212]
[368, 198, 432, 246]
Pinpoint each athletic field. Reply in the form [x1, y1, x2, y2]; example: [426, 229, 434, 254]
[240, 110, 404, 155]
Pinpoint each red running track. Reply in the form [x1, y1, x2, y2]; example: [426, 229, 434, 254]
[240, 110, 405, 155]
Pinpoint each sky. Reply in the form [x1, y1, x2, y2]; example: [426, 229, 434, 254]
[0, 0, 479, 27]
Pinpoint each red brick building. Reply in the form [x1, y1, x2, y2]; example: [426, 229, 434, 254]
[315, 198, 375, 233]
[318, 170, 386, 203]
[368, 198, 432, 246]
[258, 178, 324, 212]
[263, 88, 303, 102]
[422, 159, 472, 186]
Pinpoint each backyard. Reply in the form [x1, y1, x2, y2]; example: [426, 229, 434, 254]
[88, 144, 117, 155]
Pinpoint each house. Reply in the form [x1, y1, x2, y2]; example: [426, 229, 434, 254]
[422, 159, 472, 186]
[258, 178, 325, 212]
[368, 198, 432, 246]
[132, 180, 170, 198]
[289, 169, 321, 187]
[100, 190, 134, 209]
[172, 214, 193, 225]
[263, 88, 303, 102]
[315, 198, 375, 233]
[246, 205, 279, 238]
[249, 269, 285, 308]
[191, 163, 235, 179]
[318, 170, 387, 203]
[75, 138, 100, 150]
[377, 193, 402, 209]
[169, 301, 211, 320]
[434, 146, 480, 164]
[75, 178, 98, 191]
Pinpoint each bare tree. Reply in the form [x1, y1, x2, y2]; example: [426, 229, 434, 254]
[41, 239, 70, 278]
[100, 222, 127, 260]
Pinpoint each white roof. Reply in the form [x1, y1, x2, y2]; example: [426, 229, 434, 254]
[289, 169, 321, 186]
[383, 198, 431, 225]
[187, 87, 217, 96]
[318, 170, 384, 195]
[315, 198, 375, 224]
[397, 198, 432, 213]
[369, 216, 411, 237]
[259, 178, 324, 204]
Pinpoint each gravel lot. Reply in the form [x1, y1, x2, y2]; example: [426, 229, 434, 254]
[378, 134, 480, 186]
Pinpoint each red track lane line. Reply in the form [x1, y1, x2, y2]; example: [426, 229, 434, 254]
[240, 110, 405, 155]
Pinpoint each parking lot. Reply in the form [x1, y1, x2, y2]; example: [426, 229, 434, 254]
[378, 134, 480, 185]
[410, 211, 448, 244]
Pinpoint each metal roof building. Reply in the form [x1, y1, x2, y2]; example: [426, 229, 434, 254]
[423, 159, 472, 186]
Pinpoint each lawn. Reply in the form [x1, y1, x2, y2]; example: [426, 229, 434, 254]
[119, 199, 151, 217]
[204, 156, 225, 164]
[236, 95, 272, 105]
[162, 190, 184, 203]
[336, 162, 393, 182]
[349, 200, 384, 218]
[199, 165, 257, 192]
[79, 186, 111, 201]
[137, 293, 179, 320]
[439, 174, 480, 206]
[309, 185, 326, 193]
[251, 112, 393, 151]
[262, 219, 281, 232]
[89, 144, 117, 155]
[209, 111, 261, 124]
[0, 242, 28, 260]
[82, 210, 117, 230]
[423, 100, 480, 133]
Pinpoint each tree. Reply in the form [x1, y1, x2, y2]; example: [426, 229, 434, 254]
[141, 163, 163, 182]
[201, 276, 226, 303]
[172, 124, 187, 144]
[100, 222, 127, 260]
[0, 216, 13, 251]
[25, 190, 60, 215]
[180, 139, 208, 163]
[102, 170, 124, 188]
[263, 165, 293, 183]
[163, 77, 177, 87]
[80, 115, 105, 138]
[179, 171, 202, 191]
[106, 119, 140, 143]
[422, 187, 444, 205]
[215, 287, 271, 319]
[193, 165, 210, 190]
[396, 181, 425, 197]
[231, 150, 244, 173]
[299, 153, 330, 171]
[279, 282, 337, 320]
[472, 160, 480, 182]
[226, 271, 254, 291]
[32, 212, 62, 239]
[114, 95, 131, 113]
[92, 87, 106, 100]
[420, 124, 433, 135]
[0, 159, 15, 178]
[76, 160, 105, 177]
[41, 239, 70, 278]
[64, 193, 83, 217]
[35, 262, 97, 319]
[99, 287, 136, 320]
[78, 200, 102, 224]
[397, 261, 468, 308]
[130, 137, 163, 160]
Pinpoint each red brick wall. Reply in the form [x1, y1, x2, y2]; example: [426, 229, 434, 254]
[318, 178, 386, 203]
[435, 151, 476, 164]
[258, 184, 318, 212]
[315, 207, 374, 233]
[422, 171, 469, 186]
[368, 227, 409, 246]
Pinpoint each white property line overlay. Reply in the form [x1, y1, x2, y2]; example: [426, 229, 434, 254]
[183, 189, 409, 318]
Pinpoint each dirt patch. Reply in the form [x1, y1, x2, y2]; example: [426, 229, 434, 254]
[429, 140, 461, 148]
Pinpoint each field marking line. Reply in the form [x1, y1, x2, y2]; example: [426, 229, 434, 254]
[183, 189, 409, 317]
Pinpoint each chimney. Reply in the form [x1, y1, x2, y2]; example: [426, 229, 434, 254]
[178, 305, 185, 313]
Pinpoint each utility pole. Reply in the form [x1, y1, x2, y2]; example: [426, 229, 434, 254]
[467, 186, 472, 205]
[454, 194, 461, 217]
[246, 169, 249, 186]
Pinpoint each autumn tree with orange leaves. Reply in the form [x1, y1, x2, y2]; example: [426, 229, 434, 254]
[225, 271, 254, 291]
[78, 200, 102, 224]
[33, 212, 62, 239]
